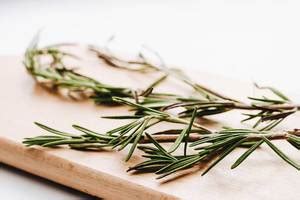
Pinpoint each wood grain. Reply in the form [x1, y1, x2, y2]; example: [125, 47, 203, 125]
[0, 56, 299, 200]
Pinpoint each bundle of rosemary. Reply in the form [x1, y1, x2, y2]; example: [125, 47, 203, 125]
[23, 36, 300, 180]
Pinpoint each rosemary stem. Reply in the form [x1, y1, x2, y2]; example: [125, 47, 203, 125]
[139, 131, 295, 144]
[182, 79, 241, 103]
[164, 116, 211, 132]
[232, 102, 300, 111]
[139, 134, 201, 143]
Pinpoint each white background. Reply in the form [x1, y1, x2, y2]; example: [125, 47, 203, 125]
[1, 0, 300, 199]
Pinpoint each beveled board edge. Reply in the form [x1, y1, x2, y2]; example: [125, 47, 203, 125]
[0, 137, 178, 200]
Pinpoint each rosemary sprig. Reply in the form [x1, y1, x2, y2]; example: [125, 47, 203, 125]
[23, 118, 206, 161]
[89, 45, 160, 73]
[23, 89, 300, 178]
[110, 97, 211, 132]
[163, 85, 299, 130]
[24, 36, 138, 104]
[131, 128, 300, 178]
[23, 36, 300, 180]
[26, 37, 300, 130]
[89, 43, 300, 130]
[90, 44, 239, 102]
[24, 37, 192, 108]
[24, 121, 300, 178]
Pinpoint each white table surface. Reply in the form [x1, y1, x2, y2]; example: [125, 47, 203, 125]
[1, 0, 300, 199]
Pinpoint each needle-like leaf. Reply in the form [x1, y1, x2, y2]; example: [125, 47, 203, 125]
[34, 122, 77, 137]
[231, 140, 264, 169]
[201, 137, 247, 176]
[262, 136, 300, 170]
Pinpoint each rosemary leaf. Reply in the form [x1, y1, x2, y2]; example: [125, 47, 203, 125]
[201, 137, 247, 176]
[231, 140, 264, 169]
[34, 122, 78, 137]
[262, 137, 300, 170]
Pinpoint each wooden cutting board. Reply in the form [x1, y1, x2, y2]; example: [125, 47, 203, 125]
[0, 56, 299, 200]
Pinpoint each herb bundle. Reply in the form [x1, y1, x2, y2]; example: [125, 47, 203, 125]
[23, 37, 300, 180]
[24, 37, 132, 104]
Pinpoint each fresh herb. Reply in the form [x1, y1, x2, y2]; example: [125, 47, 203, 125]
[23, 36, 300, 180]
[131, 128, 300, 178]
[163, 86, 299, 130]
[24, 122, 300, 179]
[90, 42, 300, 129]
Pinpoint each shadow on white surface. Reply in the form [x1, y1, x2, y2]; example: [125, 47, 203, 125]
[0, 163, 100, 200]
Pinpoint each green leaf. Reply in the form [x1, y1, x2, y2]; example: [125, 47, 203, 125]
[125, 118, 151, 161]
[268, 87, 290, 101]
[199, 136, 245, 150]
[260, 119, 284, 131]
[106, 120, 139, 135]
[143, 74, 168, 94]
[156, 155, 198, 174]
[168, 128, 187, 153]
[34, 122, 77, 137]
[190, 132, 249, 148]
[69, 143, 110, 149]
[113, 121, 144, 148]
[168, 108, 197, 154]
[112, 97, 167, 116]
[262, 136, 300, 170]
[102, 115, 145, 119]
[125, 130, 144, 161]
[144, 133, 175, 159]
[128, 159, 172, 172]
[156, 155, 204, 179]
[287, 138, 300, 150]
[201, 137, 247, 176]
[248, 97, 286, 104]
[42, 138, 86, 147]
[184, 108, 197, 156]
[254, 83, 290, 101]
[231, 140, 264, 169]
[23, 137, 65, 146]
[72, 125, 114, 140]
